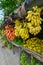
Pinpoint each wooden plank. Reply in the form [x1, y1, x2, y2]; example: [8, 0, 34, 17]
[9, 40, 22, 48]
[22, 47, 43, 62]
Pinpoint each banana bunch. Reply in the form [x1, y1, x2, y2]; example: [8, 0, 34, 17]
[15, 20, 29, 40]
[29, 26, 41, 35]
[15, 27, 29, 40]
[26, 6, 43, 35]
[27, 23, 41, 35]
[24, 38, 43, 53]
[15, 20, 23, 27]
[23, 22, 27, 28]
[33, 6, 41, 13]
[15, 26, 21, 37]
[19, 28, 29, 40]
[15, 20, 22, 37]
[31, 16, 42, 26]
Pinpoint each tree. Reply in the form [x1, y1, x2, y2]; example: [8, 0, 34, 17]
[1, 0, 25, 16]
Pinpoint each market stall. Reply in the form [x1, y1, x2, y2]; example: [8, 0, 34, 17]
[0, 0, 43, 65]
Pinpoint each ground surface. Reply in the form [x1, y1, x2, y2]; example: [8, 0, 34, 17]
[0, 42, 20, 65]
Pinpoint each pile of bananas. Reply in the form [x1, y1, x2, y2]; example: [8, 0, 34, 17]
[26, 6, 43, 35]
[19, 28, 29, 40]
[15, 26, 21, 37]
[15, 20, 29, 40]
[27, 23, 41, 35]
[15, 20, 23, 27]
[15, 20, 22, 37]
[14, 6, 43, 40]
[24, 38, 43, 53]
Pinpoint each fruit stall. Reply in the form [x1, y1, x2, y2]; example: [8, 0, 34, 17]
[0, 0, 43, 65]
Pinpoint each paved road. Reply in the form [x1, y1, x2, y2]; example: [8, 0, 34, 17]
[0, 43, 20, 65]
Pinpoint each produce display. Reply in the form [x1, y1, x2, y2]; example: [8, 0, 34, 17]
[14, 6, 43, 40]
[24, 38, 43, 53]
[13, 37, 24, 45]
[20, 53, 28, 65]
[4, 25, 16, 40]
[26, 6, 43, 35]
[0, 5, 43, 64]
[20, 52, 40, 65]
[15, 20, 29, 40]
[0, 0, 43, 63]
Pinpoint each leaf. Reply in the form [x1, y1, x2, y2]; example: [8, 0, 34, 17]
[13, 37, 24, 45]
[8, 43, 12, 49]
[1, 0, 25, 16]
[35, 63, 40, 65]
[27, 63, 30, 65]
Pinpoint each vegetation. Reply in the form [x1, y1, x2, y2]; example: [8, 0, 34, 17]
[13, 37, 24, 45]
[20, 52, 40, 65]
[0, 0, 25, 16]
[24, 38, 43, 53]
